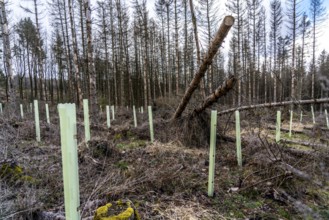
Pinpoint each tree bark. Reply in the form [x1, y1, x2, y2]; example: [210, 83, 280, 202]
[189, 0, 205, 98]
[0, 0, 16, 112]
[172, 16, 235, 119]
[33, 0, 45, 100]
[68, 0, 83, 107]
[84, 0, 98, 114]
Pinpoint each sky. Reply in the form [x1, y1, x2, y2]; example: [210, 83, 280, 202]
[7, 0, 329, 60]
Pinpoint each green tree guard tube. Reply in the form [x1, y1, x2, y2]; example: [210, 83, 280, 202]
[208, 110, 217, 197]
[58, 104, 80, 220]
[235, 110, 242, 167]
[289, 110, 293, 138]
[34, 100, 40, 142]
[276, 111, 281, 143]
[106, 105, 111, 128]
[83, 99, 90, 141]
[311, 105, 315, 124]
[46, 104, 50, 124]
[133, 105, 137, 128]
[148, 106, 154, 142]
[111, 105, 115, 120]
[325, 109, 329, 129]
[20, 104, 24, 119]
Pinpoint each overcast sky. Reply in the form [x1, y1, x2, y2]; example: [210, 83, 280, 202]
[8, 0, 329, 60]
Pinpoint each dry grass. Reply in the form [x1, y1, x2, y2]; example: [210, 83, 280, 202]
[1, 107, 329, 219]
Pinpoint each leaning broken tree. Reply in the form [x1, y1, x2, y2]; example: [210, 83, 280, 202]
[172, 15, 235, 119]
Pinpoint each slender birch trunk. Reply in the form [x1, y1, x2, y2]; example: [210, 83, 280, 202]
[68, 0, 83, 106]
[0, 0, 16, 111]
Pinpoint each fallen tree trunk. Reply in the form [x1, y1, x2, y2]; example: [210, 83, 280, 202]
[173, 16, 235, 119]
[282, 147, 329, 160]
[266, 125, 305, 134]
[281, 138, 328, 151]
[194, 75, 236, 114]
[303, 126, 329, 131]
[218, 98, 329, 116]
[279, 162, 314, 182]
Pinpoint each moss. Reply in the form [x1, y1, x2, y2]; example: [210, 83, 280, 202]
[1, 163, 23, 181]
[114, 133, 122, 140]
[319, 210, 329, 219]
[115, 161, 129, 171]
[94, 200, 140, 220]
[126, 131, 134, 138]
[21, 175, 36, 184]
[281, 132, 310, 141]
[277, 207, 292, 219]
[116, 140, 146, 150]
[244, 200, 263, 209]
[0, 163, 36, 185]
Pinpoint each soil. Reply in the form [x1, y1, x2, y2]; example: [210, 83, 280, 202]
[1, 105, 329, 219]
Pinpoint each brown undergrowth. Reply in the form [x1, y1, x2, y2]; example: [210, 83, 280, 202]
[0, 107, 329, 219]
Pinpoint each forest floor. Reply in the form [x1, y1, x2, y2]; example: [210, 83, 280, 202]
[0, 103, 329, 219]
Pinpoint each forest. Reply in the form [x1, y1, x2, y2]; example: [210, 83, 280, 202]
[0, 0, 327, 108]
[1, 0, 329, 219]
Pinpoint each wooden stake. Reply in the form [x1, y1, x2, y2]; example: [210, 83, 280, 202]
[46, 104, 50, 124]
[106, 105, 111, 128]
[148, 106, 154, 143]
[208, 110, 217, 197]
[0, 103, 2, 114]
[58, 104, 80, 220]
[289, 110, 293, 138]
[133, 105, 137, 128]
[30, 103, 32, 113]
[276, 111, 281, 143]
[300, 111, 303, 123]
[34, 100, 40, 142]
[20, 104, 24, 119]
[83, 99, 90, 141]
[235, 110, 242, 167]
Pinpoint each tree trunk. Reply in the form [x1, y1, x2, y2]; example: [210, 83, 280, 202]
[68, 0, 83, 107]
[33, 0, 45, 100]
[194, 75, 236, 113]
[84, 0, 98, 114]
[218, 97, 329, 115]
[174, 0, 179, 95]
[189, 0, 205, 98]
[0, 0, 16, 113]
